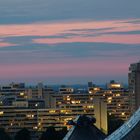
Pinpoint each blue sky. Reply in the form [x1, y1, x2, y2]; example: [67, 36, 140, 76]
[0, 0, 140, 84]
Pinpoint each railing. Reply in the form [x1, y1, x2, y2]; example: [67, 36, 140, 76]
[63, 116, 80, 140]
[105, 107, 140, 140]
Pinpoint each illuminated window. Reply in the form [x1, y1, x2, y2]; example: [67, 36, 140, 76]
[116, 94, 120, 97]
[108, 97, 112, 100]
[90, 97, 93, 100]
[111, 84, 121, 88]
[71, 100, 81, 104]
[122, 112, 125, 116]
[0, 111, 4, 115]
[89, 91, 92, 94]
[87, 105, 94, 109]
[107, 97, 112, 103]
[33, 126, 38, 130]
[26, 114, 34, 118]
[66, 96, 71, 101]
[108, 100, 112, 103]
[49, 110, 56, 113]
[61, 110, 66, 113]
[20, 92, 24, 96]
[38, 122, 41, 126]
[58, 102, 62, 105]
[64, 118, 73, 122]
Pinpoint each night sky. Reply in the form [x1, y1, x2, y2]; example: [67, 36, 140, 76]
[0, 0, 140, 84]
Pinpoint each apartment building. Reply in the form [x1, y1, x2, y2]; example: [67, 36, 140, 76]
[129, 61, 140, 113]
[93, 82, 130, 134]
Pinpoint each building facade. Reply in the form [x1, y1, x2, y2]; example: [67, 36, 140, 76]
[129, 61, 140, 113]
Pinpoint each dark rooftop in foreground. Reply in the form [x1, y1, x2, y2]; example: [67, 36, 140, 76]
[64, 115, 106, 140]
[65, 109, 140, 140]
[69, 125, 106, 140]
[122, 120, 140, 140]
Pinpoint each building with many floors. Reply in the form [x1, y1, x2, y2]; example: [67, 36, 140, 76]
[0, 80, 132, 138]
[129, 61, 140, 113]
[93, 81, 130, 134]
[0, 83, 94, 139]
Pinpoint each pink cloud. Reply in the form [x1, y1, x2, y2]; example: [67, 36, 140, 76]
[0, 19, 139, 37]
[0, 42, 17, 48]
[0, 19, 139, 46]
[0, 19, 139, 82]
[33, 34, 140, 45]
[0, 59, 130, 79]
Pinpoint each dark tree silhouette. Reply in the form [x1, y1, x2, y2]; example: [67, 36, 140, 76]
[39, 126, 60, 140]
[0, 128, 12, 140]
[14, 128, 31, 140]
[58, 127, 68, 139]
[108, 114, 124, 135]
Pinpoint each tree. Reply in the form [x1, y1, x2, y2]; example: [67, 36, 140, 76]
[14, 128, 31, 140]
[58, 127, 68, 139]
[108, 114, 124, 135]
[0, 128, 12, 140]
[39, 126, 59, 140]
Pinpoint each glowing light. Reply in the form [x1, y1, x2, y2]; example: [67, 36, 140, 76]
[71, 100, 80, 104]
[111, 84, 121, 88]
[122, 112, 125, 115]
[89, 91, 92, 94]
[26, 114, 34, 118]
[94, 88, 100, 91]
[108, 97, 112, 103]
[108, 100, 112, 103]
[0, 111, 4, 115]
[90, 97, 93, 100]
[20, 92, 24, 96]
[116, 94, 120, 97]
[38, 122, 41, 126]
[33, 126, 38, 130]
[61, 110, 66, 113]
[49, 110, 56, 113]
[87, 105, 94, 109]
[108, 97, 112, 100]
[109, 113, 112, 115]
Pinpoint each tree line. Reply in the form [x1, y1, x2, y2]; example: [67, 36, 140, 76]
[0, 127, 68, 140]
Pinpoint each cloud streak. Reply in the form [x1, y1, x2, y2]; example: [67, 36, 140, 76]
[0, 19, 140, 83]
[33, 34, 140, 45]
[0, 59, 130, 80]
[0, 41, 17, 48]
[0, 19, 140, 47]
[0, 19, 140, 37]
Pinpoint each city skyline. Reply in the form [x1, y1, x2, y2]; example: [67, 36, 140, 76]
[0, 0, 140, 84]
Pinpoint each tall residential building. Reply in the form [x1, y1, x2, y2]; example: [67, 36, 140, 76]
[129, 61, 140, 113]
[0, 81, 131, 138]
[93, 82, 130, 134]
[0, 84, 94, 139]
